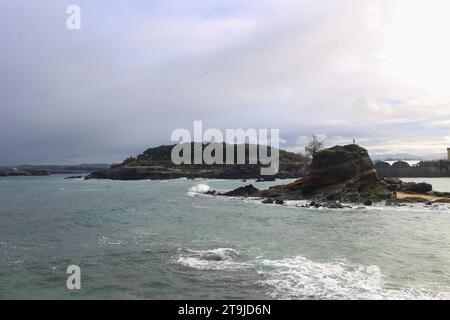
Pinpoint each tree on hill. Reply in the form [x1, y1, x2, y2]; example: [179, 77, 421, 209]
[305, 135, 325, 158]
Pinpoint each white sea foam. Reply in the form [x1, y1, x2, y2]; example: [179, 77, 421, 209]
[98, 236, 123, 246]
[176, 248, 250, 271]
[187, 184, 211, 196]
[175, 248, 449, 300]
[257, 256, 450, 300]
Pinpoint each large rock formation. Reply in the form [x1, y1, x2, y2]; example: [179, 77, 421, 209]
[291, 144, 380, 197]
[219, 144, 450, 206]
[216, 145, 387, 202]
[309, 145, 376, 187]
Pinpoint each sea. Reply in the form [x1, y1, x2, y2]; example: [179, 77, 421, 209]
[1, 175, 450, 300]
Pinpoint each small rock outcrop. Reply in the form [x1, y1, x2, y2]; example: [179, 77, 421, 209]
[223, 185, 260, 197]
[383, 178, 433, 193]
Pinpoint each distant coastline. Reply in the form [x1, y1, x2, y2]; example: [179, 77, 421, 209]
[0, 164, 111, 177]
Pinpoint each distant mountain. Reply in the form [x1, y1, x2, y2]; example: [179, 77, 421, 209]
[0, 164, 112, 175]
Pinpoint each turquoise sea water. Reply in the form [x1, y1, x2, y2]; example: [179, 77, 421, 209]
[1, 175, 450, 299]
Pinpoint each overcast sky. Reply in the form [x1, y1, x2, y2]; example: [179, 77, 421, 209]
[1, 0, 450, 164]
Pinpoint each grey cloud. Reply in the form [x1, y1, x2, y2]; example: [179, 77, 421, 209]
[1, 0, 449, 164]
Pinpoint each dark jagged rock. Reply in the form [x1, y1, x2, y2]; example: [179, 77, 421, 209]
[86, 166, 188, 180]
[382, 178, 435, 196]
[405, 182, 433, 193]
[303, 201, 348, 209]
[256, 177, 276, 182]
[223, 185, 260, 197]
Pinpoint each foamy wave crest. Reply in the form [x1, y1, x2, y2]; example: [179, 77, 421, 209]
[187, 184, 211, 196]
[256, 256, 446, 300]
[174, 248, 449, 299]
[176, 248, 249, 271]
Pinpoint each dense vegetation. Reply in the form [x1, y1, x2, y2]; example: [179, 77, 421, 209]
[121, 143, 309, 169]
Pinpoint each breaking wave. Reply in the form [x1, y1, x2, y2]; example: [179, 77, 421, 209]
[255, 256, 449, 300]
[175, 248, 449, 300]
[187, 184, 211, 196]
[176, 248, 250, 271]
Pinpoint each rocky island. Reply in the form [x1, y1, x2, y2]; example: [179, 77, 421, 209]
[212, 144, 450, 207]
[86, 143, 309, 180]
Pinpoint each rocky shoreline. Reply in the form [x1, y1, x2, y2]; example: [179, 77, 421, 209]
[85, 164, 305, 180]
[207, 145, 450, 208]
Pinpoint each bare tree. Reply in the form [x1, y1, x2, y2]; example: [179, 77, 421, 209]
[305, 135, 324, 157]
